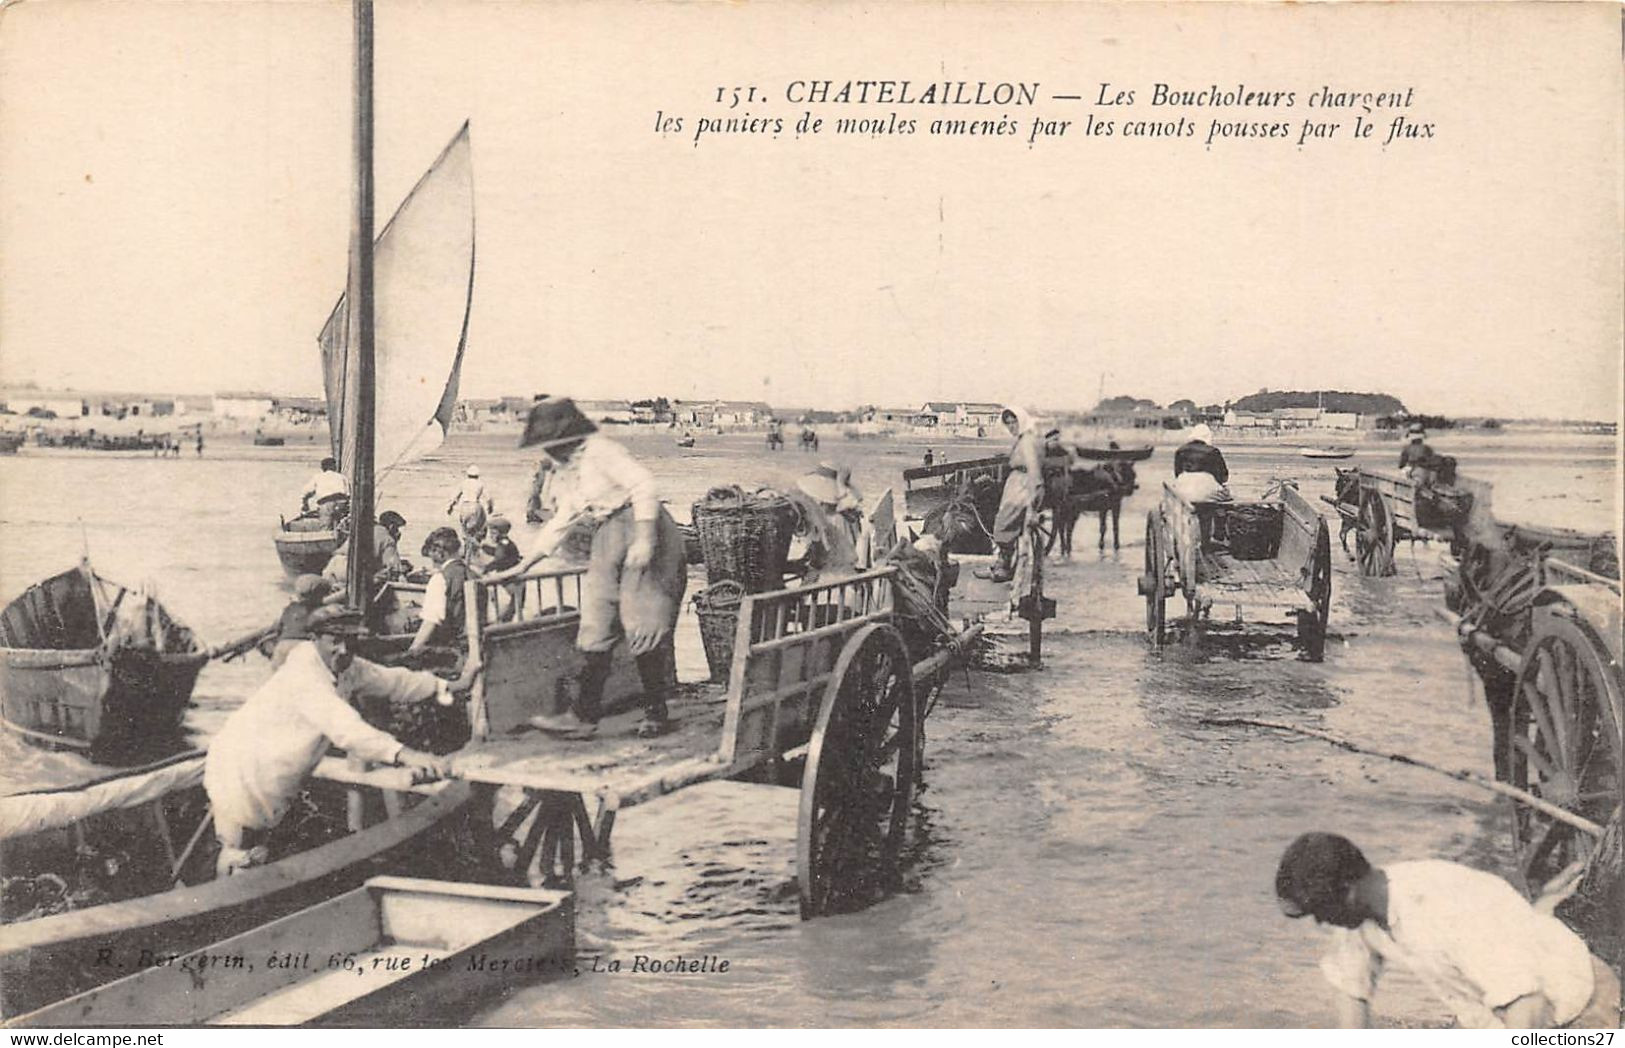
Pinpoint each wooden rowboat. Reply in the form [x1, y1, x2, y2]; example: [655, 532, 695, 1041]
[7, 876, 571, 1028]
[274, 516, 343, 577]
[1072, 443, 1154, 462]
[0, 563, 208, 754]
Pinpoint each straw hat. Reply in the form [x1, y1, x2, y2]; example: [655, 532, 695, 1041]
[519, 397, 598, 450]
[466, 465, 481, 478]
[1407, 422, 1426, 438]
[797, 462, 861, 506]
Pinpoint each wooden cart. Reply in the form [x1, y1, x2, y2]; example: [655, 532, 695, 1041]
[1140, 483, 1332, 660]
[1441, 528, 1621, 897]
[360, 564, 994, 919]
[1322, 466, 1493, 577]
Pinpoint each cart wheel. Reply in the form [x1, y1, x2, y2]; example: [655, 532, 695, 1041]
[1506, 612, 1624, 896]
[1297, 522, 1333, 661]
[798, 623, 919, 919]
[1143, 514, 1166, 646]
[1355, 490, 1395, 577]
[1032, 510, 1055, 559]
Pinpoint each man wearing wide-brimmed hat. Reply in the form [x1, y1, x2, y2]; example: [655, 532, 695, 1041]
[203, 606, 474, 877]
[494, 397, 687, 739]
[787, 461, 868, 583]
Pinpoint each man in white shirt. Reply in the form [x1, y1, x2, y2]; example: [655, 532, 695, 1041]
[203, 607, 473, 877]
[1275, 832, 1619, 1028]
[493, 398, 686, 739]
[301, 456, 351, 528]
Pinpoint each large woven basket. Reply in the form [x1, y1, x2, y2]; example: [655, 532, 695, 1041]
[1217, 503, 1283, 561]
[692, 487, 796, 593]
[693, 580, 745, 684]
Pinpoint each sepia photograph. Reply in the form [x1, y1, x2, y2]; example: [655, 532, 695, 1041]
[0, 0, 1619, 1031]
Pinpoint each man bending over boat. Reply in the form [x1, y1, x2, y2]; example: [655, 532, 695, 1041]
[204, 607, 473, 878]
[488, 398, 686, 740]
[301, 457, 351, 528]
[1274, 832, 1620, 1029]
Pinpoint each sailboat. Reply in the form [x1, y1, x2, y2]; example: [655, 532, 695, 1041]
[272, 122, 475, 577]
[2, 7, 480, 1019]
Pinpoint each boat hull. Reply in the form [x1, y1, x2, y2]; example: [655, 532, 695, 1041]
[0, 565, 207, 754]
[8, 876, 573, 1027]
[0, 648, 204, 753]
[1072, 444, 1154, 462]
[0, 781, 476, 1018]
[274, 529, 342, 576]
[1300, 447, 1355, 459]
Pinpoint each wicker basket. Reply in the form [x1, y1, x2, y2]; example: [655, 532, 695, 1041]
[1217, 503, 1283, 560]
[692, 486, 797, 592]
[693, 581, 745, 683]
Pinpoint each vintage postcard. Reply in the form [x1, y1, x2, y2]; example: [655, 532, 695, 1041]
[0, 0, 1620, 1032]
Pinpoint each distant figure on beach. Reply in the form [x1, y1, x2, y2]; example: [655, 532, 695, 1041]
[448, 464, 492, 555]
[1274, 832, 1620, 1029]
[195, 432, 204, 457]
[1171, 423, 1231, 504]
[923, 448, 934, 467]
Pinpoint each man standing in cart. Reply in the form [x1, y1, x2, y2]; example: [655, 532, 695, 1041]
[978, 406, 1044, 583]
[1398, 421, 1437, 478]
[490, 397, 687, 740]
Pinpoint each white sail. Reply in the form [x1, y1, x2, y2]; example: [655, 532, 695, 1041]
[322, 122, 475, 478]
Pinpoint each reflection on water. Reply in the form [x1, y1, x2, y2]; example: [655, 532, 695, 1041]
[0, 431, 1614, 1026]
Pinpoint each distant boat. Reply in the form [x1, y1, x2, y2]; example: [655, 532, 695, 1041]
[0, 561, 208, 754]
[675, 434, 696, 448]
[274, 123, 476, 577]
[1300, 446, 1355, 460]
[253, 433, 286, 447]
[1073, 443, 1154, 463]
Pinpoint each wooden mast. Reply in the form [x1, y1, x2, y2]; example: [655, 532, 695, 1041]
[345, 0, 377, 619]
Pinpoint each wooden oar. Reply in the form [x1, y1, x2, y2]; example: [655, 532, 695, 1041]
[1200, 716, 1607, 839]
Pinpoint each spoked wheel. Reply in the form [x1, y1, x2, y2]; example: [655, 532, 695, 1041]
[1355, 490, 1395, 577]
[798, 623, 919, 919]
[1143, 514, 1166, 646]
[1296, 522, 1333, 661]
[1506, 611, 1624, 896]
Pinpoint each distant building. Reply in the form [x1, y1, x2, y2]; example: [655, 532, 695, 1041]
[0, 389, 88, 418]
[214, 392, 276, 419]
[576, 399, 634, 424]
[912, 401, 1008, 430]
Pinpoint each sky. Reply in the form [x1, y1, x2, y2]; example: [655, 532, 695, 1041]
[1, 1, 1621, 420]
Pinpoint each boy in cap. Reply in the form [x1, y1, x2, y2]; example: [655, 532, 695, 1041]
[492, 397, 686, 739]
[477, 516, 523, 620]
[407, 526, 471, 657]
[203, 606, 474, 877]
[1274, 832, 1619, 1028]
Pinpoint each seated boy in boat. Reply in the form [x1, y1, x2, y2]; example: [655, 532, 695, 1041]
[204, 607, 476, 878]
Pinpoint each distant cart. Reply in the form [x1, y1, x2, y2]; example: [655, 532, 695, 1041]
[1441, 522, 1621, 897]
[1322, 466, 1490, 576]
[1140, 482, 1332, 660]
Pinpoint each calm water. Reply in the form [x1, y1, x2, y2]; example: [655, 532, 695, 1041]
[0, 429, 1616, 1027]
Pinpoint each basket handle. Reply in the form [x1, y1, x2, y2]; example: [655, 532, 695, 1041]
[701, 485, 747, 511]
[693, 579, 746, 610]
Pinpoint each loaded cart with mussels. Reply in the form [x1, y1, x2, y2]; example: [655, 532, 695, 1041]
[1323, 464, 1490, 577]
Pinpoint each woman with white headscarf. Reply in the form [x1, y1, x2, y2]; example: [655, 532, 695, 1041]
[979, 406, 1044, 583]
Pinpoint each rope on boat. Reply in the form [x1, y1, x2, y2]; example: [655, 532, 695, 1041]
[1199, 716, 1607, 839]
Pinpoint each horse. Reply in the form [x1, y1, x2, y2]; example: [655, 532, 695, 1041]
[1048, 460, 1138, 556]
[766, 428, 784, 451]
[800, 428, 819, 452]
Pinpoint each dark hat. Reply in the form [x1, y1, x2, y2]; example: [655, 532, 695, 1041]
[307, 606, 367, 637]
[1043, 428, 1062, 440]
[378, 510, 406, 529]
[519, 397, 598, 450]
[422, 526, 461, 557]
